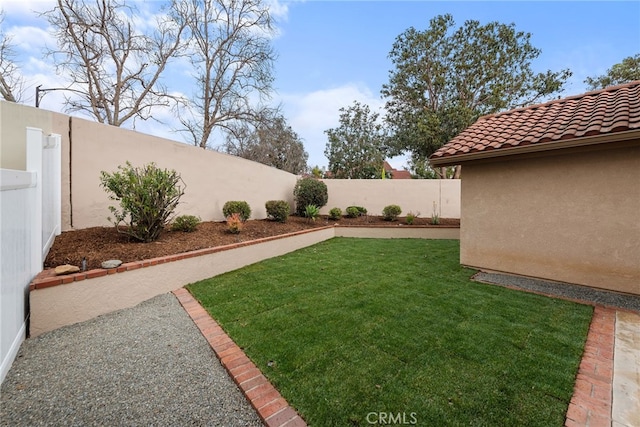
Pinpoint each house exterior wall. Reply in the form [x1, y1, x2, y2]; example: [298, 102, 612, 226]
[460, 143, 640, 295]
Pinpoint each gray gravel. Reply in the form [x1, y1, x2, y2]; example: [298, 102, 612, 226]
[474, 272, 640, 312]
[0, 293, 263, 427]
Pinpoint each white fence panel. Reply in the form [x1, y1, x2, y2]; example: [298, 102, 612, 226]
[0, 128, 61, 384]
[0, 169, 36, 383]
[41, 134, 62, 258]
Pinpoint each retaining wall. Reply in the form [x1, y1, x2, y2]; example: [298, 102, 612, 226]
[29, 226, 460, 337]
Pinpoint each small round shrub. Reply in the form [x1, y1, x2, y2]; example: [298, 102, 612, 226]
[293, 177, 328, 215]
[382, 204, 402, 221]
[222, 201, 251, 222]
[171, 214, 201, 232]
[328, 207, 342, 220]
[265, 200, 290, 223]
[346, 206, 367, 218]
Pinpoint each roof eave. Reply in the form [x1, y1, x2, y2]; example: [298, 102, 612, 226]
[429, 129, 640, 167]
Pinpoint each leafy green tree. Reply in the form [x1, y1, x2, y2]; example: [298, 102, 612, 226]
[324, 101, 388, 179]
[584, 54, 640, 90]
[310, 165, 325, 178]
[381, 14, 571, 178]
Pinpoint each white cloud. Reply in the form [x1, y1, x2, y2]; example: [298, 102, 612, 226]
[0, 0, 55, 17]
[7, 24, 51, 53]
[266, 0, 291, 21]
[277, 82, 387, 169]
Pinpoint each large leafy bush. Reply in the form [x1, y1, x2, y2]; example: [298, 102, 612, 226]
[293, 177, 328, 215]
[100, 162, 185, 242]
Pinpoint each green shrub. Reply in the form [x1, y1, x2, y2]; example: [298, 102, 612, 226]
[226, 213, 243, 234]
[431, 201, 440, 225]
[100, 162, 185, 242]
[266, 200, 290, 223]
[172, 214, 201, 232]
[328, 207, 342, 220]
[405, 211, 419, 225]
[304, 204, 320, 221]
[222, 201, 251, 222]
[294, 177, 328, 215]
[346, 206, 367, 218]
[382, 204, 402, 221]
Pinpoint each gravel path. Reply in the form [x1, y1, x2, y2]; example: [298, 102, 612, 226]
[474, 272, 640, 312]
[0, 293, 263, 427]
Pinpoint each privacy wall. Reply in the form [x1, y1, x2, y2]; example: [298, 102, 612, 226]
[321, 179, 460, 219]
[1, 102, 461, 232]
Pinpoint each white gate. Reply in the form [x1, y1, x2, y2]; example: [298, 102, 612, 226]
[1, 127, 61, 383]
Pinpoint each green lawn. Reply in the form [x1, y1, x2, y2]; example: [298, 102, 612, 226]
[187, 238, 593, 426]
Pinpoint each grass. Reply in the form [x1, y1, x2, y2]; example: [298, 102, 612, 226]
[187, 238, 593, 426]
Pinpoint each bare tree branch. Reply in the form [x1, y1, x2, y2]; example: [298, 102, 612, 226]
[171, 0, 277, 148]
[43, 0, 186, 126]
[0, 10, 25, 102]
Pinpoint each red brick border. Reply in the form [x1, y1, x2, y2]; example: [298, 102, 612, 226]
[29, 227, 333, 291]
[173, 288, 307, 427]
[565, 306, 616, 427]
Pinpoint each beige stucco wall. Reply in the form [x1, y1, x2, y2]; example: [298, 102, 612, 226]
[29, 226, 461, 337]
[29, 227, 336, 337]
[322, 179, 460, 219]
[69, 117, 298, 229]
[335, 226, 460, 240]
[1, 102, 461, 234]
[0, 102, 69, 170]
[460, 143, 640, 295]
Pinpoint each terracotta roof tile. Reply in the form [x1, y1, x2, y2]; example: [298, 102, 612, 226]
[430, 81, 640, 162]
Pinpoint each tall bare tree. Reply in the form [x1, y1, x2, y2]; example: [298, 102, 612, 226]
[0, 10, 25, 102]
[223, 111, 308, 174]
[44, 0, 186, 126]
[171, 0, 277, 148]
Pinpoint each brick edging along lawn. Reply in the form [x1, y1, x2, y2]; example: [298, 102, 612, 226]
[173, 288, 307, 427]
[564, 306, 615, 427]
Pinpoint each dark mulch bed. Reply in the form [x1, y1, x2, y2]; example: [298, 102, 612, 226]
[45, 215, 459, 271]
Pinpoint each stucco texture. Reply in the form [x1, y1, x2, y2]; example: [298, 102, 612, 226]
[460, 143, 640, 295]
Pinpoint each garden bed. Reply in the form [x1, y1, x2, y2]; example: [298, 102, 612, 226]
[45, 215, 459, 271]
[31, 221, 459, 337]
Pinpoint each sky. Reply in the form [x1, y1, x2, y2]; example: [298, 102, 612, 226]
[1, 0, 639, 170]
